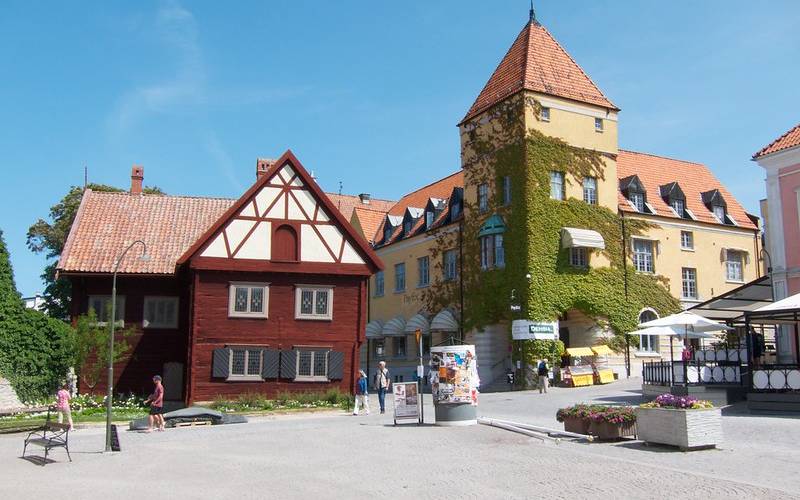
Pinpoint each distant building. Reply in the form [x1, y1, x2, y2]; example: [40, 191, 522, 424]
[22, 293, 45, 311]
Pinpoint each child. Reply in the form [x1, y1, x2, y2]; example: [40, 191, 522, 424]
[353, 370, 370, 416]
[55, 383, 73, 430]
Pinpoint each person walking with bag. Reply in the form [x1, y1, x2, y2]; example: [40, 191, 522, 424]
[537, 359, 549, 394]
[55, 383, 73, 430]
[352, 370, 370, 416]
[374, 361, 390, 414]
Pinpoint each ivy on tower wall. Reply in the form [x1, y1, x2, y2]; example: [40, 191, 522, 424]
[419, 94, 680, 350]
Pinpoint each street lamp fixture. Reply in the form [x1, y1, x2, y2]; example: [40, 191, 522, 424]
[105, 240, 148, 452]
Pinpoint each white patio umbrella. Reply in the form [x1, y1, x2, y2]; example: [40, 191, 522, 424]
[638, 311, 731, 361]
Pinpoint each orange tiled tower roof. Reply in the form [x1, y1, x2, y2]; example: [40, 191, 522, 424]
[753, 122, 800, 159]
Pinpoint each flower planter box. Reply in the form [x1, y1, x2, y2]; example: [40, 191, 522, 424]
[562, 416, 590, 435]
[636, 407, 722, 451]
[588, 420, 636, 440]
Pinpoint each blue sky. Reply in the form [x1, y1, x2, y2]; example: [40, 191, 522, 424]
[1, 1, 799, 296]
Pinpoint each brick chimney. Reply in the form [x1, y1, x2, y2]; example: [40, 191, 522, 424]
[130, 165, 144, 195]
[256, 158, 275, 179]
[358, 193, 371, 205]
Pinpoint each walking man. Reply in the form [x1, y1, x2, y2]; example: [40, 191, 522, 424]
[144, 375, 165, 432]
[537, 359, 549, 394]
[353, 370, 370, 416]
[374, 361, 390, 414]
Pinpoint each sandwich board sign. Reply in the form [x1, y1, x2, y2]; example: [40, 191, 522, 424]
[512, 320, 558, 340]
[393, 381, 420, 425]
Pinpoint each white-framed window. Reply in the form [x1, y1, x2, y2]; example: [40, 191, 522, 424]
[726, 250, 744, 282]
[228, 283, 269, 318]
[480, 235, 504, 270]
[570, 247, 588, 268]
[295, 350, 328, 382]
[633, 239, 654, 273]
[594, 117, 604, 132]
[374, 271, 384, 297]
[713, 205, 726, 223]
[540, 107, 550, 122]
[88, 295, 125, 325]
[394, 263, 406, 292]
[638, 310, 659, 353]
[425, 211, 434, 229]
[583, 177, 597, 205]
[393, 337, 406, 358]
[229, 348, 263, 381]
[680, 231, 694, 250]
[671, 198, 685, 217]
[681, 268, 698, 299]
[478, 183, 489, 214]
[502, 176, 512, 206]
[143, 296, 179, 329]
[494, 234, 505, 268]
[550, 171, 565, 201]
[417, 256, 430, 287]
[295, 286, 333, 320]
[444, 249, 458, 281]
[630, 192, 645, 212]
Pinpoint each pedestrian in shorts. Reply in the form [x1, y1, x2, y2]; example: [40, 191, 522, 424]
[143, 375, 165, 432]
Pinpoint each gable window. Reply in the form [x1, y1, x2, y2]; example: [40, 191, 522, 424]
[540, 107, 550, 122]
[374, 271, 385, 297]
[569, 247, 588, 268]
[88, 295, 125, 325]
[725, 250, 744, 282]
[550, 171, 565, 201]
[229, 283, 269, 318]
[583, 177, 597, 205]
[295, 286, 333, 320]
[478, 183, 489, 214]
[143, 296, 179, 329]
[502, 176, 512, 206]
[393, 337, 406, 358]
[443, 249, 458, 281]
[295, 350, 328, 382]
[394, 263, 406, 292]
[594, 117, 604, 132]
[417, 256, 430, 287]
[681, 268, 698, 299]
[680, 231, 694, 250]
[229, 348, 263, 381]
[633, 239, 654, 273]
[638, 310, 660, 353]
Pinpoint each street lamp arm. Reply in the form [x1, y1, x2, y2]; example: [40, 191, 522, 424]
[113, 240, 148, 274]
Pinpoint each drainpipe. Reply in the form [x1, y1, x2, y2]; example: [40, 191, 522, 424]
[620, 210, 631, 378]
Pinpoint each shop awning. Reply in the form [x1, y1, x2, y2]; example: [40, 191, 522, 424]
[431, 309, 459, 332]
[689, 275, 773, 325]
[747, 292, 800, 325]
[566, 347, 595, 357]
[404, 313, 430, 334]
[382, 317, 407, 337]
[591, 345, 614, 356]
[365, 320, 384, 339]
[478, 214, 506, 237]
[561, 227, 605, 249]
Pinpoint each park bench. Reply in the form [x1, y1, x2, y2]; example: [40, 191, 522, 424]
[22, 411, 72, 465]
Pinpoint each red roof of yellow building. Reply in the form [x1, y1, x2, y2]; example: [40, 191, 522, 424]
[753, 122, 800, 159]
[461, 20, 617, 125]
[617, 150, 757, 230]
[353, 206, 391, 244]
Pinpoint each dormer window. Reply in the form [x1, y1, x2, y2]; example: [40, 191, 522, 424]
[701, 189, 730, 224]
[620, 175, 652, 214]
[671, 198, 685, 217]
[383, 224, 393, 242]
[713, 205, 725, 223]
[659, 182, 687, 218]
[403, 220, 412, 235]
[425, 211, 434, 229]
[448, 187, 464, 221]
[424, 198, 446, 230]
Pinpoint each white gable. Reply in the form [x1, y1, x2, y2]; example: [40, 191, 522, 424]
[301, 224, 335, 262]
[201, 232, 227, 258]
[235, 221, 271, 260]
[340, 241, 365, 264]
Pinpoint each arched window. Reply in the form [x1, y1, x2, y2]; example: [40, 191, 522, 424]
[638, 309, 659, 353]
[272, 225, 298, 261]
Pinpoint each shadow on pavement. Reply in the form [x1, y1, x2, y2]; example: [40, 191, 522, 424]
[19, 455, 57, 466]
[591, 394, 648, 405]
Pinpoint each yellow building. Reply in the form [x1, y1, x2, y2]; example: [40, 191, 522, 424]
[357, 15, 762, 386]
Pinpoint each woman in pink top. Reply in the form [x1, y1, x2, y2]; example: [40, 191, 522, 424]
[144, 375, 165, 432]
[55, 383, 73, 430]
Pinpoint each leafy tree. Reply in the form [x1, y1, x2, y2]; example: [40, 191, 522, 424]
[0, 229, 76, 402]
[27, 183, 164, 319]
[73, 308, 134, 394]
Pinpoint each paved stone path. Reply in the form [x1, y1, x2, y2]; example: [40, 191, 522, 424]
[1, 378, 797, 499]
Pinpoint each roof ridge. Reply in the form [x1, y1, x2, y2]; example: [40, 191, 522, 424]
[753, 121, 800, 158]
[619, 149, 705, 167]
[353, 205, 391, 214]
[330, 192, 396, 203]
[90, 191, 237, 201]
[397, 170, 462, 198]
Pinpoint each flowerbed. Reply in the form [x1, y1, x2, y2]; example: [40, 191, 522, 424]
[211, 389, 353, 413]
[556, 404, 636, 438]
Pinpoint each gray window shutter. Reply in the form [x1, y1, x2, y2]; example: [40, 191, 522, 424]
[262, 349, 280, 379]
[279, 350, 296, 379]
[212, 348, 230, 378]
[327, 351, 344, 380]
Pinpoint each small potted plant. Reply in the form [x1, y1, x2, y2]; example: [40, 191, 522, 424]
[587, 406, 637, 440]
[556, 404, 600, 434]
[636, 394, 721, 451]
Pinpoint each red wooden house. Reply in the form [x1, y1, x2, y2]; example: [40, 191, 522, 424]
[57, 151, 382, 404]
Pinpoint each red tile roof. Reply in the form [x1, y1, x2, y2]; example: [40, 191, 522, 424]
[461, 21, 617, 125]
[326, 193, 395, 221]
[352, 206, 390, 243]
[58, 189, 387, 275]
[617, 150, 757, 230]
[753, 122, 800, 159]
